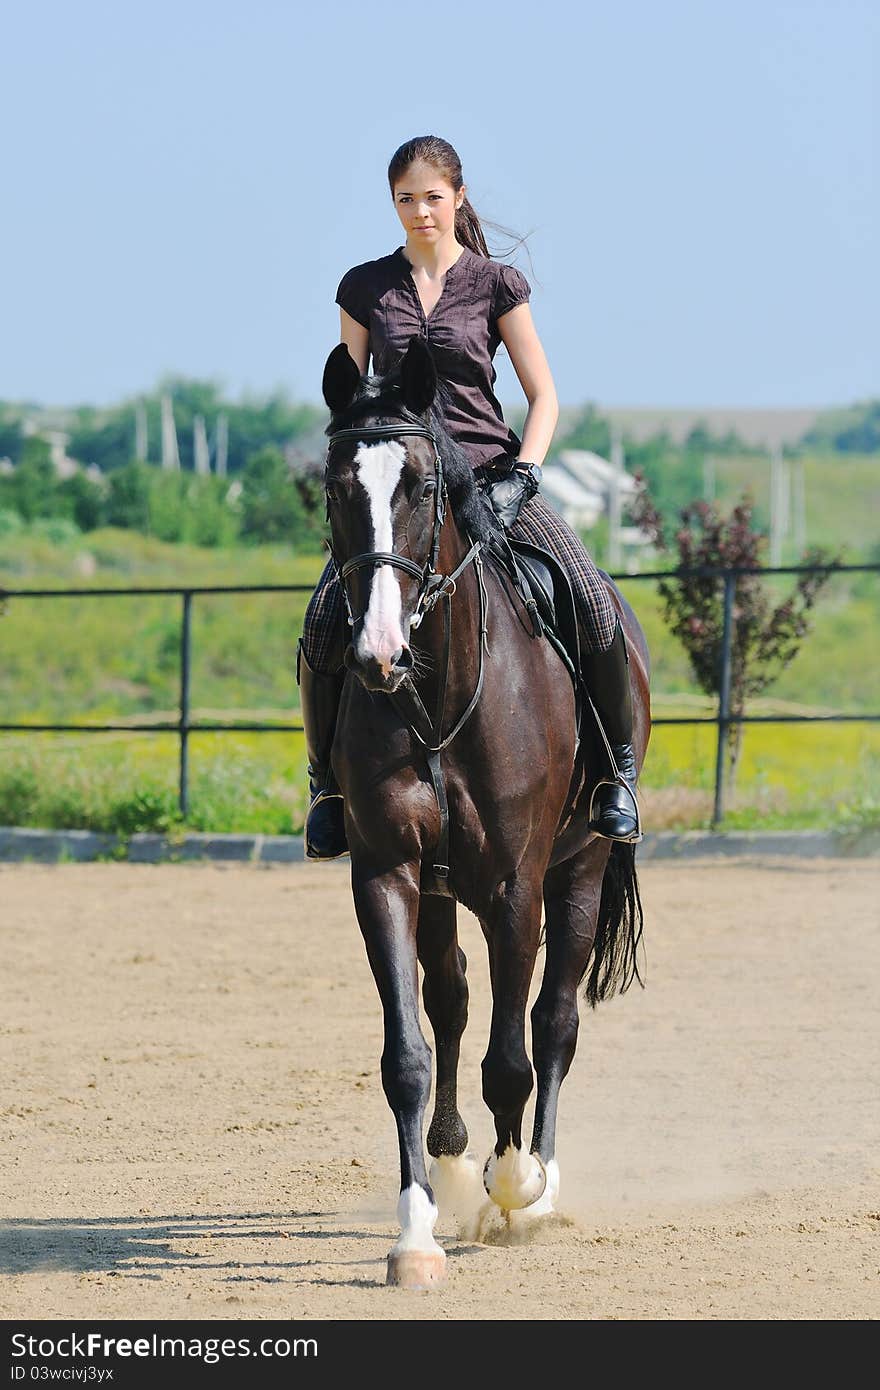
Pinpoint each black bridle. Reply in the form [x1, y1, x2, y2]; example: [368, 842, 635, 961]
[324, 416, 489, 886]
[324, 420, 482, 634]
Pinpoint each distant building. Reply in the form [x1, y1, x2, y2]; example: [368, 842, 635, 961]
[542, 448, 653, 571]
[557, 449, 639, 497]
[539, 465, 604, 528]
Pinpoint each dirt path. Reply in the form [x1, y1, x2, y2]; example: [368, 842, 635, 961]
[1, 859, 877, 1320]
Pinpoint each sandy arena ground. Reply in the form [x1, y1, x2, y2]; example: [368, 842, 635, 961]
[0, 858, 877, 1321]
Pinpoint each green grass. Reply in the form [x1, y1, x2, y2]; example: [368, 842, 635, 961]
[1, 722, 876, 835]
[1, 524, 877, 834]
[640, 719, 880, 831]
[0, 529, 320, 720]
[614, 569, 879, 713]
[705, 453, 880, 560]
[0, 733, 309, 836]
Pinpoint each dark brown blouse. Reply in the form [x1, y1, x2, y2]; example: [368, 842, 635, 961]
[335, 244, 531, 470]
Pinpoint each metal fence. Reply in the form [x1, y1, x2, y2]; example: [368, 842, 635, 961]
[1, 563, 877, 828]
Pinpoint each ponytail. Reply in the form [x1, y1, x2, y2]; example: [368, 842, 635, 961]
[388, 134, 534, 274]
[455, 195, 489, 257]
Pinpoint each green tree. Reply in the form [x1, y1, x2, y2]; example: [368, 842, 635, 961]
[9, 437, 57, 522]
[631, 483, 838, 788]
[56, 470, 106, 531]
[185, 476, 239, 548]
[105, 461, 152, 530]
[0, 410, 23, 464]
[146, 470, 187, 542]
[67, 406, 141, 472]
[558, 403, 612, 456]
[622, 431, 695, 516]
[801, 399, 880, 454]
[240, 447, 309, 544]
[225, 394, 325, 476]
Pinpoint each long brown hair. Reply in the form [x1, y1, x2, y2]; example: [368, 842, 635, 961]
[387, 135, 532, 268]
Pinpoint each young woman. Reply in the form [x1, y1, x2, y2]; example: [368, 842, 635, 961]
[298, 134, 639, 857]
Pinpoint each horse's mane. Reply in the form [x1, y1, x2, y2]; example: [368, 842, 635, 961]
[324, 369, 504, 544]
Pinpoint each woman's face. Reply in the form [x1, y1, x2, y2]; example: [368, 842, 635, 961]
[392, 161, 465, 245]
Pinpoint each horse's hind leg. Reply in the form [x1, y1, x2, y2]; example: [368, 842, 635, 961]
[352, 863, 445, 1288]
[480, 878, 547, 1211]
[417, 897, 484, 1225]
[528, 837, 610, 1215]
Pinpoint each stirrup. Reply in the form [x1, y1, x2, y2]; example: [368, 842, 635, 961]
[305, 786, 348, 861]
[588, 777, 643, 844]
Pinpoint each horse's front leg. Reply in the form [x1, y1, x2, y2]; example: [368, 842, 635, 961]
[417, 897, 484, 1227]
[351, 860, 445, 1288]
[480, 876, 547, 1211]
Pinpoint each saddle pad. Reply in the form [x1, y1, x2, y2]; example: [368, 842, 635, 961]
[505, 537, 582, 686]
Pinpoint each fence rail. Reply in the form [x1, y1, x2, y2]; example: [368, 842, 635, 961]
[2, 563, 877, 827]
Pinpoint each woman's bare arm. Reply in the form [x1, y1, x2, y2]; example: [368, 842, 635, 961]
[498, 303, 559, 465]
[339, 309, 370, 375]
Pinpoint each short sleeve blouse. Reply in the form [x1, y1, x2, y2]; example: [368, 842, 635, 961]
[334, 245, 531, 471]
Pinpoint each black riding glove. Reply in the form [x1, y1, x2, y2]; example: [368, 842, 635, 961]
[485, 460, 543, 531]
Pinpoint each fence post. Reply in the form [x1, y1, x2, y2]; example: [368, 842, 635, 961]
[711, 571, 735, 829]
[179, 591, 192, 818]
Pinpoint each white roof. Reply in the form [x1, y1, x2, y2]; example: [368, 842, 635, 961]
[540, 467, 604, 526]
[540, 466, 604, 509]
[558, 449, 639, 495]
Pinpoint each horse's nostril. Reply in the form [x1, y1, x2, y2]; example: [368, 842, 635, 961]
[392, 646, 414, 673]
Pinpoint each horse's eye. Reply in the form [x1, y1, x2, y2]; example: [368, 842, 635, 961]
[326, 488, 338, 506]
[420, 481, 436, 503]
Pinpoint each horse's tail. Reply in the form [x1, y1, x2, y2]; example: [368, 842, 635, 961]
[582, 841, 645, 1008]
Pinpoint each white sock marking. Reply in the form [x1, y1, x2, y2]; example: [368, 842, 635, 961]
[392, 1183, 442, 1254]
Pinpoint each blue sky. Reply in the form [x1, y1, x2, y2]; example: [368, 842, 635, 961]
[2, 0, 877, 409]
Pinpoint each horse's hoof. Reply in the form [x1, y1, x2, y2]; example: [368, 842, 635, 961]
[386, 1247, 447, 1289]
[484, 1146, 547, 1211]
[517, 1157, 560, 1218]
[429, 1154, 484, 1215]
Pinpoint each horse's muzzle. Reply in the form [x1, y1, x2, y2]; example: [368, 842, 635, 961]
[344, 642, 414, 693]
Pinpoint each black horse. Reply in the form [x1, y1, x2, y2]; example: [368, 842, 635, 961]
[318, 336, 650, 1287]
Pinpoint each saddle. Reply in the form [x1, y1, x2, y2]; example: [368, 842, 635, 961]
[487, 535, 582, 697]
[485, 534, 593, 845]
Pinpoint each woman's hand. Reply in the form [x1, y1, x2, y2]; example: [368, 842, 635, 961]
[485, 460, 543, 530]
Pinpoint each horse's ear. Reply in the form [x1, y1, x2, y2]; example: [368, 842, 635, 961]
[322, 343, 362, 413]
[399, 335, 437, 415]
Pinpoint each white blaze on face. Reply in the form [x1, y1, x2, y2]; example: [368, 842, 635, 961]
[354, 440, 407, 669]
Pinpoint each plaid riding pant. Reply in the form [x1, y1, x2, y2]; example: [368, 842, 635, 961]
[300, 492, 617, 673]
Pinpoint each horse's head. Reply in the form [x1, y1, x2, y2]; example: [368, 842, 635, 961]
[321, 335, 446, 693]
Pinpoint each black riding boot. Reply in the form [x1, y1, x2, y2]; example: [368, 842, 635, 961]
[581, 619, 641, 843]
[296, 640, 348, 860]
